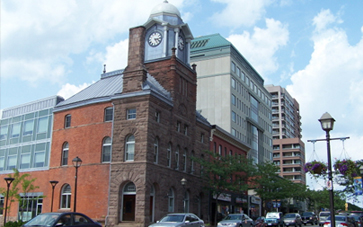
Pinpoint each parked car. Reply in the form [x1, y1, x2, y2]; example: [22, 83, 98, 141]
[149, 213, 204, 227]
[301, 212, 318, 225]
[282, 213, 302, 227]
[265, 212, 283, 227]
[323, 215, 355, 227]
[23, 212, 102, 227]
[349, 215, 361, 227]
[319, 211, 331, 226]
[217, 214, 254, 227]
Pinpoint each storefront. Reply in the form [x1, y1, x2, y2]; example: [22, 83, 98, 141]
[249, 195, 261, 219]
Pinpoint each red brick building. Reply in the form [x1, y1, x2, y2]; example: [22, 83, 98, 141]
[49, 1, 211, 227]
[0, 2, 253, 227]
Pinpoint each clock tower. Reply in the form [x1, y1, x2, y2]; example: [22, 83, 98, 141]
[144, 0, 193, 64]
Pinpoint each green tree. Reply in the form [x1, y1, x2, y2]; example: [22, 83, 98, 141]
[252, 162, 309, 213]
[306, 189, 345, 212]
[0, 169, 42, 221]
[192, 150, 256, 224]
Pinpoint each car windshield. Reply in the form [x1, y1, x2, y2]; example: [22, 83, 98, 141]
[284, 214, 296, 218]
[303, 212, 313, 216]
[160, 215, 185, 223]
[25, 213, 62, 226]
[350, 216, 360, 221]
[224, 215, 242, 220]
[320, 213, 330, 217]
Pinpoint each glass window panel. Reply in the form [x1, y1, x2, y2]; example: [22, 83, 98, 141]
[0, 157, 4, 171]
[125, 135, 135, 161]
[102, 137, 111, 162]
[104, 108, 113, 122]
[7, 155, 17, 170]
[64, 115, 71, 128]
[37, 117, 48, 134]
[127, 109, 136, 120]
[0, 126, 8, 140]
[20, 154, 31, 169]
[34, 152, 45, 167]
[11, 123, 21, 138]
[23, 120, 34, 136]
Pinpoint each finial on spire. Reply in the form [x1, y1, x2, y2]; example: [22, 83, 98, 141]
[103, 64, 106, 74]
[163, 0, 168, 3]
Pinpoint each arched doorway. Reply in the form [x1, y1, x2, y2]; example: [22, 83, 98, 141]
[121, 182, 136, 221]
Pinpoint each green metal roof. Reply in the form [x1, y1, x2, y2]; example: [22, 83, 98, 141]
[191, 33, 231, 51]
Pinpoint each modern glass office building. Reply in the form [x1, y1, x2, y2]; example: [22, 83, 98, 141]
[0, 96, 64, 172]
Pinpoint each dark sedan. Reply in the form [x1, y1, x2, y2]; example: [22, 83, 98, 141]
[23, 212, 102, 227]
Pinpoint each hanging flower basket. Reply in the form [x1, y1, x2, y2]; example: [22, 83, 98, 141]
[304, 160, 328, 175]
[333, 159, 359, 179]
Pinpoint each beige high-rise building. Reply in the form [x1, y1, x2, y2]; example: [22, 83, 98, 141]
[265, 85, 306, 184]
[190, 34, 273, 164]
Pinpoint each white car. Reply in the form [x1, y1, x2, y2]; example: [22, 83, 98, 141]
[149, 213, 204, 227]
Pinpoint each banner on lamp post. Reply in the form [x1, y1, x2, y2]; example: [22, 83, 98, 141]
[353, 177, 362, 195]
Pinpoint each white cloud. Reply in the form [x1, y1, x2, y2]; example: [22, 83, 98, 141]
[227, 18, 289, 79]
[104, 39, 129, 72]
[210, 0, 274, 28]
[286, 9, 363, 153]
[0, 0, 158, 84]
[57, 82, 91, 100]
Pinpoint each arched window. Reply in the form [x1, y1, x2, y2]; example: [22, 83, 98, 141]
[168, 188, 174, 212]
[167, 143, 172, 167]
[62, 142, 69, 166]
[183, 148, 187, 172]
[191, 151, 195, 174]
[102, 137, 111, 162]
[175, 146, 180, 170]
[61, 184, 71, 209]
[125, 135, 135, 161]
[154, 137, 159, 163]
[184, 191, 190, 213]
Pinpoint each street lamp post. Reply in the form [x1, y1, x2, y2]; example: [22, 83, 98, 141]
[4, 177, 15, 226]
[318, 112, 336, 227]
[181, 178, 187, 213]
[49, 181, 59, 212]
[72, 156, 82, 212]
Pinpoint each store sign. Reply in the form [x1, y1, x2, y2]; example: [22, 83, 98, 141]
[250, 196, 261, 204]
[213, 193, 231, 202]
[236, 197, 248, 203]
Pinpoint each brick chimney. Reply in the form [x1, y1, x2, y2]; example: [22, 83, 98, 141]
[123, 26, 147, 93]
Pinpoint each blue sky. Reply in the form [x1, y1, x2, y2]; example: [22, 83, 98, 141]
[2, 0, 363, 198]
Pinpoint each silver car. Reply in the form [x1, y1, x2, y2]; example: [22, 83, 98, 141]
[283, 213, 302, 227]
[149, 213, 204, 227]
[217, 214, 254, 227]
[323, 215, 355, 227]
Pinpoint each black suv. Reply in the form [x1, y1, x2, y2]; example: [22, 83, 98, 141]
[301, 212, 318, 225]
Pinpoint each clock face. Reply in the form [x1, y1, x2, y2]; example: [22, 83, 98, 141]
[178, 36, 184, 50]
[148, 31, 162, 47]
